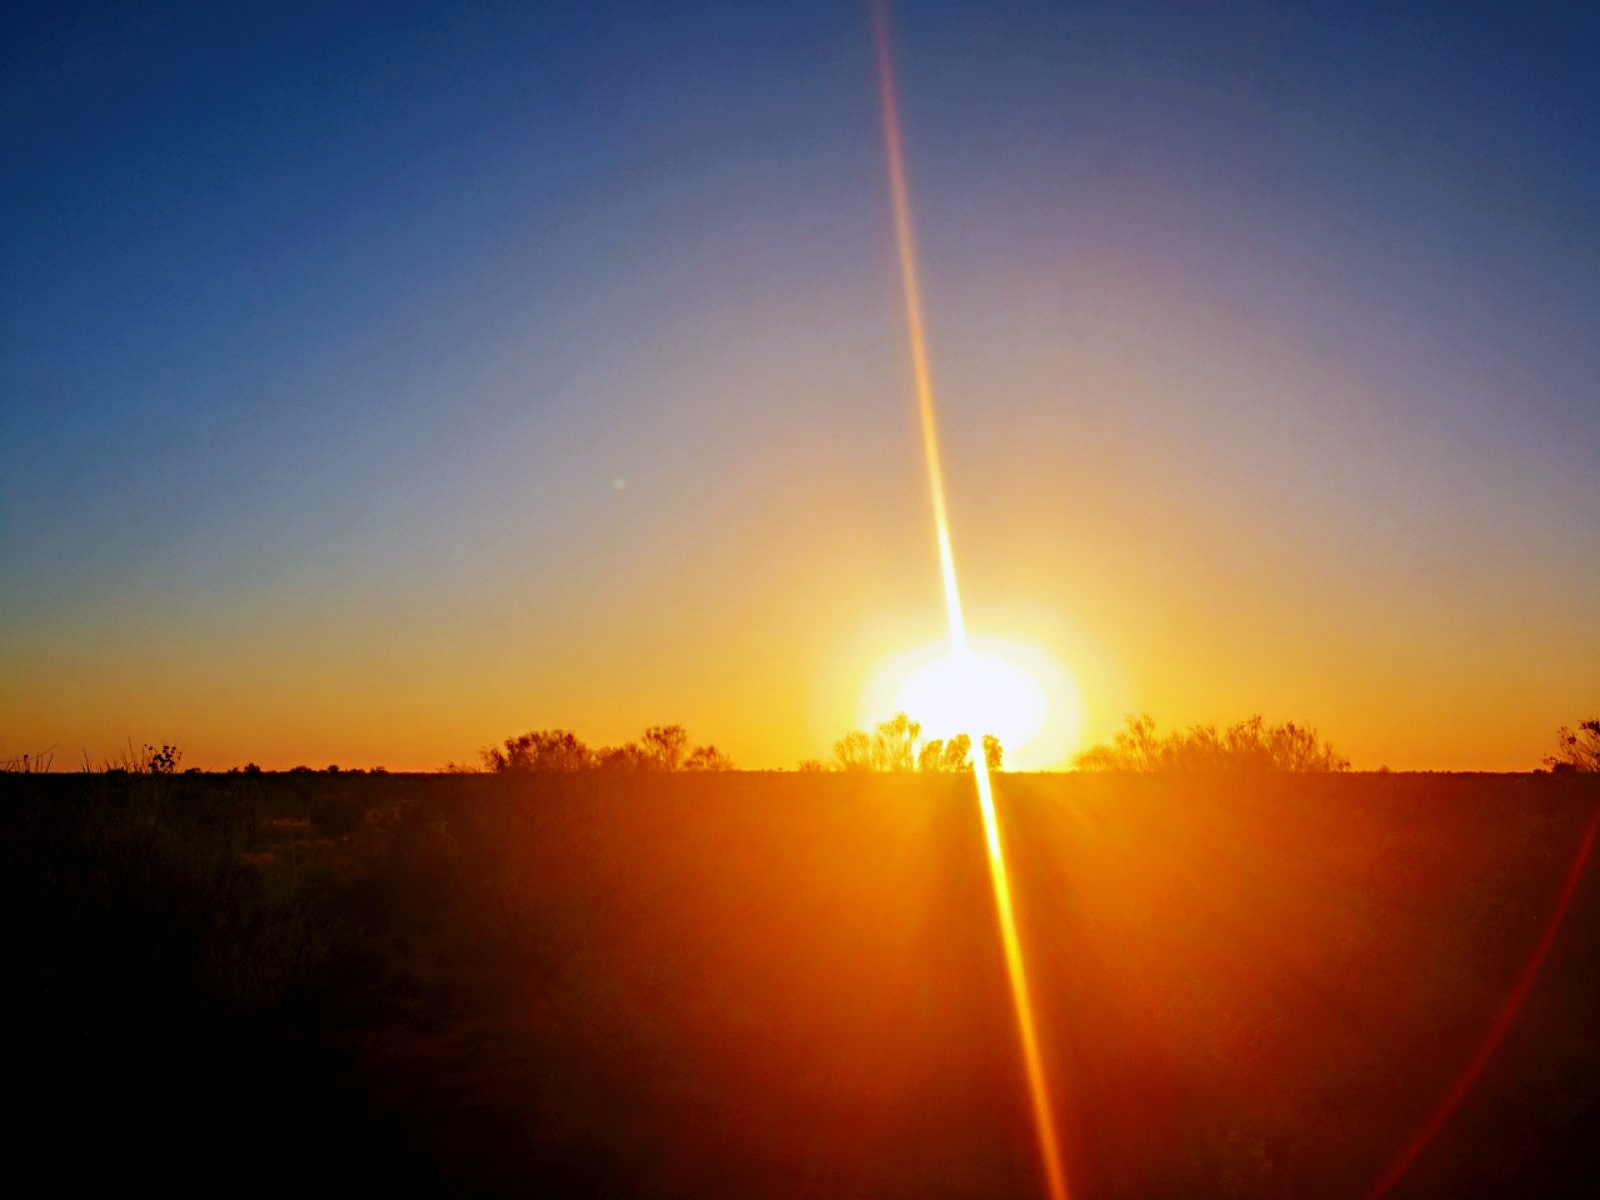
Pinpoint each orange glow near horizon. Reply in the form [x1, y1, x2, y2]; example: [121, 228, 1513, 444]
[861, 636, 1088, 768]
[873, 4, 1070, 1198]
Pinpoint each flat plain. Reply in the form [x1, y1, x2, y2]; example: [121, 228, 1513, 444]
[7, 770, 1597, 1198]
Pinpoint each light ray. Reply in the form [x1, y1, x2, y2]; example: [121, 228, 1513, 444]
[871, 4, 1070, 1198]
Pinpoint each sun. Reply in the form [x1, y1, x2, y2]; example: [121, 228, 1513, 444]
[861, 638, 1086, 769]
[897, 650, 1046, 748]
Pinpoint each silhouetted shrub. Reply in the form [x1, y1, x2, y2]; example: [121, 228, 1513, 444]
[482, 729, 594, 773]
[1, 748, 53, 773]
[1073, 714, 1350, 772]
[1544, 718, 1600, 773]
[831, 714, 1002, 773]
[683, 744, 736, 771]
[98, 739, 183, 775]
[480, 725, 717, 773]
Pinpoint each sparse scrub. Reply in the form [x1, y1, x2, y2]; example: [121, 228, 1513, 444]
[1, 746, 53, 773]
[479, 723, 736, 773]
[832, 713, 1002, 772]
[89, 738, 184, 775]
[683, 744, 736, 771]
[1073, 714, 1350, 773]
[1545, 718, 1600, 773]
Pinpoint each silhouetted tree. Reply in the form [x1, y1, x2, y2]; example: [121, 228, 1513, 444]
[941, 733, 972, 771]
[473, 724, 730, 774]
[829, 717, 998, 773]
[482, 729, 595, 773]
[917, 733, 974, 773]
[595, 742, 648, 771]
[684, 744, 736, 771]
[641, 725, 689, 771]
[796, 758, 827, 773]
[874, 713, 921, 772]
[1545, 718, 1600, 773]
[1073, 714, 1349, 772]
[981, 734, 1002, 772]
[832, 730, 876, 772]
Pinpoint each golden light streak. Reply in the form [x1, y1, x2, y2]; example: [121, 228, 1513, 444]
[872, 5, 1070, 1198]
[872, 0, 967, 655]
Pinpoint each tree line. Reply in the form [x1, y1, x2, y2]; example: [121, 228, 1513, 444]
[15, 711, 1591, 776]
[1071, 714, 1351, 773]
[806, 712, 1003, 774]
[472, 725, 735, 774]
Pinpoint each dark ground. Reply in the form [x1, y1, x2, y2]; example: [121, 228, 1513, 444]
[4, 770, 1597, 1198]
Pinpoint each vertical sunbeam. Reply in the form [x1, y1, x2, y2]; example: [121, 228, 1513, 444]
[872, 0, 967, 657]
[871, 5, 1071, 1199]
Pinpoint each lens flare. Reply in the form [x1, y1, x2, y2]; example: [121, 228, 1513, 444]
[872, 4, 1070, 1198]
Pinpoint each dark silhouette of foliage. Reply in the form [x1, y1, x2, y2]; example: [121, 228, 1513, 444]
[145, 743, 182, 774]
[641, 725, 689, 771]
[592, 725, 690, 772]
[683, 744, 736, 771]
[1, 747, 54, 773]
[982, 734, 1002, 772]
[917, 732, 973, 773]
[833, 715, 921, 772]
[1073, 714, 1350, 773]
[594, 742, 649, 771]
[96, 740, 182, 775]
[482, 729, 595, 773]
[480, 724, 726, 773]
[831, 715, 1000, 773]
[832, 730, 876, 773]
[874, 713, 920, 772]
[1545, 718, 1600, 773]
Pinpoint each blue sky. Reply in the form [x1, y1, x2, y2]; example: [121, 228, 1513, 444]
[3, 1, 1597, 769]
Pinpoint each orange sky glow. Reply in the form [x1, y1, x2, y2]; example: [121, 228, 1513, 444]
[4, 6, 1596, 775]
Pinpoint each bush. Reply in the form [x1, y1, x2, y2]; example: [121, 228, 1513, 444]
[683, 745, 736, 771]
[481, 729, 594, 773]
[831, 715, 1002, 773]
[1545, 718, 1600, 773]
[1074, 714, 1350, 773]
[479, 725, 728, 772]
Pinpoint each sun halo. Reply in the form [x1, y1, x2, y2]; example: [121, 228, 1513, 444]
[861, 638, 1085, 769]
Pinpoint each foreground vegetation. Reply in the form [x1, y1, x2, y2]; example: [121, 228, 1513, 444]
[5, 767, 1598, 1197]
[1072, 714, 1351, 773]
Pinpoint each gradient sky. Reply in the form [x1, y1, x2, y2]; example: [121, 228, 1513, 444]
[4, 0, 1597, 771]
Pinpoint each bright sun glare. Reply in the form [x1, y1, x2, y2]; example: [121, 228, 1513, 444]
[863, 639, 1086, 768]
[897, 650, 1046, 749]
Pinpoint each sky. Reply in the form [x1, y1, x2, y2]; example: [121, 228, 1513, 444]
[3, 0, 1597, 771]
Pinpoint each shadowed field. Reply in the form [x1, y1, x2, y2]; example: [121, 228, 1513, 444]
[6, 771, 1598, 1197]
